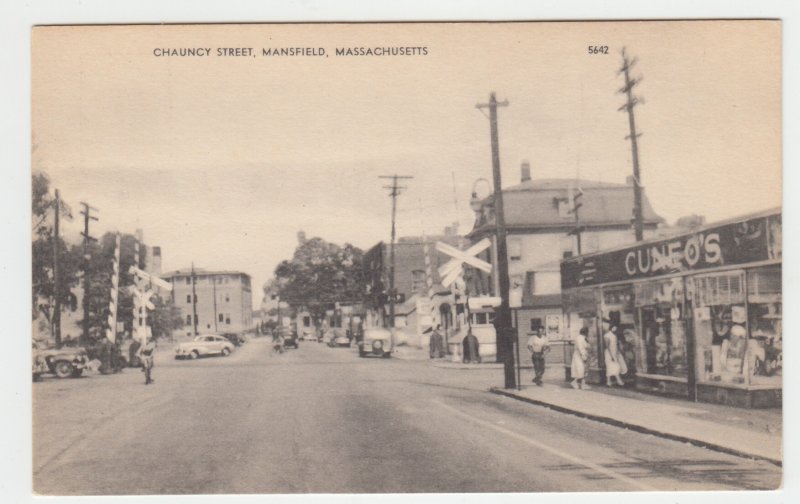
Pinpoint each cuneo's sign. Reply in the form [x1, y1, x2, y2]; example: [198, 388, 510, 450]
[561, 213, 780, 289]
[623, 231, 721, 276]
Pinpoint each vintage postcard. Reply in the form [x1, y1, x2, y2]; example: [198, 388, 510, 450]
[31, 21, 782, 496]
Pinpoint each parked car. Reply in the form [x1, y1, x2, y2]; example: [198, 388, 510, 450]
[328, 328, 351, 348]
[358, 328, 392, 358]
[32, 342, 90, 380]
[219, 332, 245, 347]
[279, 326, 299, 349]
[175, 335, 234, 359]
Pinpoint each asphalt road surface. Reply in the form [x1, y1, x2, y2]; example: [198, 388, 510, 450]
[33, 337, 782, 495]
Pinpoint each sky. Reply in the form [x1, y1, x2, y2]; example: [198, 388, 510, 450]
[31, 21, 782, 308]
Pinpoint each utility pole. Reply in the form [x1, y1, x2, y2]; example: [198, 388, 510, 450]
[80, 202, 98, 346]
[618, 47, 645, 241]
[212, 275, 219, 332]
[190, 263, 198, 335]
[567, 186, 585, 255]
[477, 92, 515, 389]
[53, 190, 61, 348]
[379, 174, 413, 345]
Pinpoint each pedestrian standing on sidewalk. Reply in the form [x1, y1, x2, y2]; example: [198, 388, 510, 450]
[138, 337, 156, 385]
[429, 325, 445, 359]
[527, 327, 549, 386]
[603, 319, 625, 387]
[571, 327, 591, 390]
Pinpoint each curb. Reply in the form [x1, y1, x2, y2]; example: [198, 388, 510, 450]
[433, 362, 504, 370]
[489, 387, 782, 467]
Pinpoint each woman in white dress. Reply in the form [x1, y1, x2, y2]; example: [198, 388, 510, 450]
[571, 327, 591, 389]
[603, 319, 625, 386]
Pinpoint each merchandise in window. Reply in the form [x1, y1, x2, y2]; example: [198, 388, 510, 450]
[747, 266, 782, 386]
[602, 285, 636, 378]
[634, 278, 688, 378]
[693, 271, 748, 385]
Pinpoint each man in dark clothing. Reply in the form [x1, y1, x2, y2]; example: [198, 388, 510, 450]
[429, 325, 445, 359]
[462, 331, 481, 364]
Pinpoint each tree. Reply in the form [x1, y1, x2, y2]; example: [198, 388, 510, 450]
[32, 171, 80, 342]
[79, 232, 183, 344]
[272, 236, 366, 320]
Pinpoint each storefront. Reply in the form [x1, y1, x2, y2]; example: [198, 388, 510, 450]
[560, 209, 781, 408]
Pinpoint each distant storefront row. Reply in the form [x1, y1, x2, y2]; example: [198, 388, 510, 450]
[560, 209, 782, 408]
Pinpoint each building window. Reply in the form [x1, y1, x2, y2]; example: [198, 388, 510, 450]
[411, 270, 426, 293]
[471, 312, 496, 325]
[508, 238, 522, 261]
[219, 313, 224, 323]
[226, 315, 231, 325]
[530, 318, 543, 332]
[186, 314, 192, 325]
[225, 294, 230, 303]
[186, 277, 191, 285]
[186, 294, 192, 303]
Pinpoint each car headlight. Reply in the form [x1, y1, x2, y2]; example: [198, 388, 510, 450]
[372, 340, 383, 350]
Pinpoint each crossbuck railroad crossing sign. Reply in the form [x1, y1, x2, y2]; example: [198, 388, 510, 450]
[129, 266, 173, 343]
[436, 238, 492, 288]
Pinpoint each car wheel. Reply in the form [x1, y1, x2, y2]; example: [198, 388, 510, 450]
[190, 350, 199, 360]
[221, 347, 231, 357]
[53, 360, 74, 379]
[70, 368, 83, 378]
[359, 349, 366, 358]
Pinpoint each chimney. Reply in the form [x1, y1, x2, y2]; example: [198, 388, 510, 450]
[148, 246, 162, 276]
[520, 160, 531, 183]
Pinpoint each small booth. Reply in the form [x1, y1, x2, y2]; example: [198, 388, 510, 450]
[560, 209, 781, 408]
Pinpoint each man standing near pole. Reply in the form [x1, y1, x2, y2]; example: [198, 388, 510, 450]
[527, 327, 550, 386]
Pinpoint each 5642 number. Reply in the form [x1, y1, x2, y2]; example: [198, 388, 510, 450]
[588, 45, 609, 55]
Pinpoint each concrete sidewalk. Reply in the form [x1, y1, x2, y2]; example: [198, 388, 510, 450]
[491, 377, 782, 465]
[393, 344, 503, 369]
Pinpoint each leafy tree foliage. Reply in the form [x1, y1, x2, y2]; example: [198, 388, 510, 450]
[272, 236, 365, 320]
[80, 232, 183, 343]
[31, 172, 79, 332]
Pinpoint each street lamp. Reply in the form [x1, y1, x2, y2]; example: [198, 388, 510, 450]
[470, 178, 492, 213]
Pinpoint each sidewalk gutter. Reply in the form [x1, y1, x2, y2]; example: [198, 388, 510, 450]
[490, 387, 782, 467]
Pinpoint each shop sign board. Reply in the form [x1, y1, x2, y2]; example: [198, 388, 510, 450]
[561, 213, 780, 289]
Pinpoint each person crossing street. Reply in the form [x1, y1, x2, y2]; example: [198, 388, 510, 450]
[138, 337, 157, 385]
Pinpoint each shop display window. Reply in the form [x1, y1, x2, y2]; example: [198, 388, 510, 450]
[602, 286, 636, 377]
[747, 266, 782, 386]
[634, 277, 688, 378]
[693, 271, 748, 385]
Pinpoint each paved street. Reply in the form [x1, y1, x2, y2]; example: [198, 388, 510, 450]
[33, 337, 781, 495]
